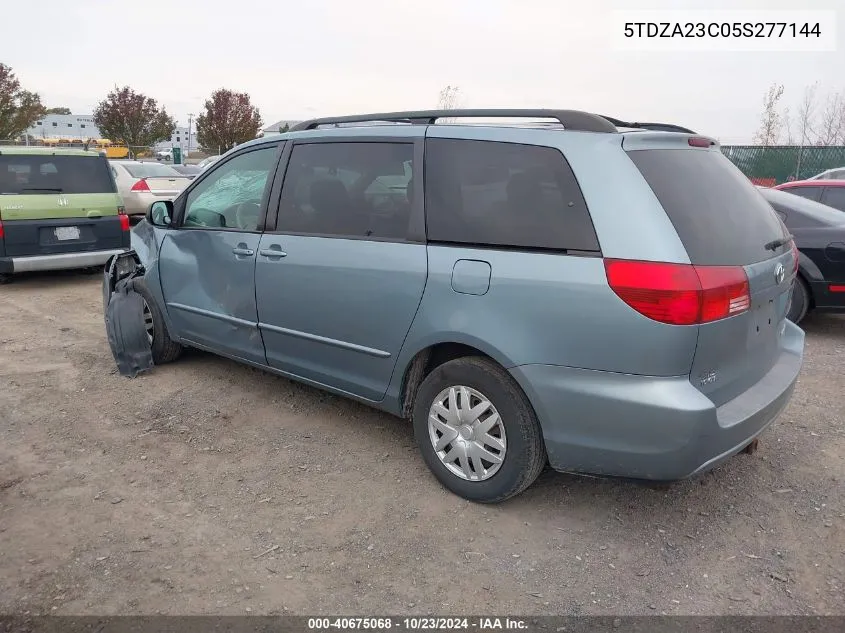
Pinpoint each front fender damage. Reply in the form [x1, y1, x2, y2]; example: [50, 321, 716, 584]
[103, 250, 154, 378]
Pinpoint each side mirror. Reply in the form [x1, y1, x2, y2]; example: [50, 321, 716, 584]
[147, 201, 174, 227]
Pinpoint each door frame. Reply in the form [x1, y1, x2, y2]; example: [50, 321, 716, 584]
[262, 133, 426, 242]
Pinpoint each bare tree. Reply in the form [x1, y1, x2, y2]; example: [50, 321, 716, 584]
[437, 85, 462, 123]
[795, 82, 819, 146]
[815, 92, 844, 146]
[781, 106, 796, 145]
[793, 83, 820, 178]
[753, 83, 784, 146]
[437, 85, 462, 110]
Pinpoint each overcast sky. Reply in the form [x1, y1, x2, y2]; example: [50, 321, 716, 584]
[4, 0, 843, 142]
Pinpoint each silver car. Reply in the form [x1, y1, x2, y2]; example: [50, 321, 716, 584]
[110, 161, 192, 217]
[104, 109, 804, 503]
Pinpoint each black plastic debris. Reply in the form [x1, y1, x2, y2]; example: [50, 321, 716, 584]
[105, 277, 154, 377]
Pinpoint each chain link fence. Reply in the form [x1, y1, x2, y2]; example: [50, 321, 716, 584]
[722, 145, 845, 186]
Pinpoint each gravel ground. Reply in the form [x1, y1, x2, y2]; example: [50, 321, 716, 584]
[0, 271, 842, 616]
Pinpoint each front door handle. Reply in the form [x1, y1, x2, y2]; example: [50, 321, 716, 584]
[232, 247, 254, 257]
[259, 247, 287, 259]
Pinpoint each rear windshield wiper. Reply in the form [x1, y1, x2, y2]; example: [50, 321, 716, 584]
[21, 187, 64, 192]
[764, 235, 793, 251]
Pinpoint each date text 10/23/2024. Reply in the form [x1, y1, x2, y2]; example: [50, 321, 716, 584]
[307, 618, 528, 631]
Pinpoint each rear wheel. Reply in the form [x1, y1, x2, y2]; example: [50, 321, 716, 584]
[129, 278, 183, 364]
[787, 276, 811, 324]
[412, 356, 546, 503]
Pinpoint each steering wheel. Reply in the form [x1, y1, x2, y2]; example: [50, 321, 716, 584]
[234, 201, 261, 230]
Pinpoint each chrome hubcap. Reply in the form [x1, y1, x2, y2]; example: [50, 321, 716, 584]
[428, 386, 506, 482]
[141, 299, 154, 344]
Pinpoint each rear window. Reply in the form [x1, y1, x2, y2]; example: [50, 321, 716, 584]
[122, 163, 182, 178]
[628, 149, 787, 266]
[0, 154, 115, 195]
[424, 139, 600, 252]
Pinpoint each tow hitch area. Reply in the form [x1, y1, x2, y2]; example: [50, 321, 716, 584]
[104, 252, 153, 378]
[741, 438, 760, 455]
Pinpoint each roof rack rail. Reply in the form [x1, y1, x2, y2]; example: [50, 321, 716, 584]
[600, 116, 696, 134]
[288, 109, 697, 135]
[289, 109, 620, 133]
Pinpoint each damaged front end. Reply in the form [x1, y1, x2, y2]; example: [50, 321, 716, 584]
[103, 250, 153, 378]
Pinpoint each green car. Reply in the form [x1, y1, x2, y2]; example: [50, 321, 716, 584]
[0, 146, 130, 283]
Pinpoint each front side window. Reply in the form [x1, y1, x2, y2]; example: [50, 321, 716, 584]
[182, 146, 278, 231]
[276, 142, 414, 240]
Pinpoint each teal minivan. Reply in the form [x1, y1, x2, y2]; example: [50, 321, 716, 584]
[0, 146, 130, 283]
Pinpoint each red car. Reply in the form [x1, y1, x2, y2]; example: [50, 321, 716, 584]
[774, 179, 845, 213]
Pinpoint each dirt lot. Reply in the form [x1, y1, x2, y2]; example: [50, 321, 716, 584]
[0, 271, 842, 616]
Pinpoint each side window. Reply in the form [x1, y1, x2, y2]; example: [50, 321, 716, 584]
[276, 142, 414, 240]
[820, 186, 845, 212]
[183, 146, 277, 231]
[788, 186, 823, 202]
[424, 139, 600, 252]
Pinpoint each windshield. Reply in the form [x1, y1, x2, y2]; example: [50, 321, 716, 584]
[122, 163, 183, 178]
[0, 154, 115, 195]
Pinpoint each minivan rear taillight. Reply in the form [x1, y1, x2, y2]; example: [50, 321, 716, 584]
[0, 219, 4, 239]
[119, 214, 130, 231]
[604, 259, 750, 325]
[130, 179, 150, 192]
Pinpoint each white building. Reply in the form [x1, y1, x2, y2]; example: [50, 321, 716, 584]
[26, 114, 101, 140]
[154, 126, 195, 152]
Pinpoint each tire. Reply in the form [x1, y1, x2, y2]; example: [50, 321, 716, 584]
[787, 276, 811, 324]
[129, 277, 183, 364]
[412, 356, 546, 503]
[0, 274, 11, 285]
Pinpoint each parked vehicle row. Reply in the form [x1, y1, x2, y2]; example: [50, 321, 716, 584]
[109, 161, 192, 217]
[103, 109, 805, 503]
[759, 186, 845, 323]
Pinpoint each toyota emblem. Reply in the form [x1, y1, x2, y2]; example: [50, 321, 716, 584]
[774, 263, 785, 285]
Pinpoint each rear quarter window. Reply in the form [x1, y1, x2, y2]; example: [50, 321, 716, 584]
[424, 139, 600, 252]
[0, 154, 115, 195]
[628, 149, 787, 266]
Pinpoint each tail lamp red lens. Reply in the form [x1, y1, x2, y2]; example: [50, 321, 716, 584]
[119, 214, 130, 231]
[0, 219, 4, 239]
[604, 259, 750, 326]
[130, 178, 150, 192]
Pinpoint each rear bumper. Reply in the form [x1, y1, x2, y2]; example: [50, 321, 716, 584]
[0, 248, 129, 273]
[809, 280, 845, 311]
[510, 320, 805, 480]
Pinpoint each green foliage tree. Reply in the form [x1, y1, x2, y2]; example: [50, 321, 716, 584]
[0, 63, 46, 140]
[196, 88, 262, 153]
[46, 107, 72, 115]
[93, 86, 175, 147]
